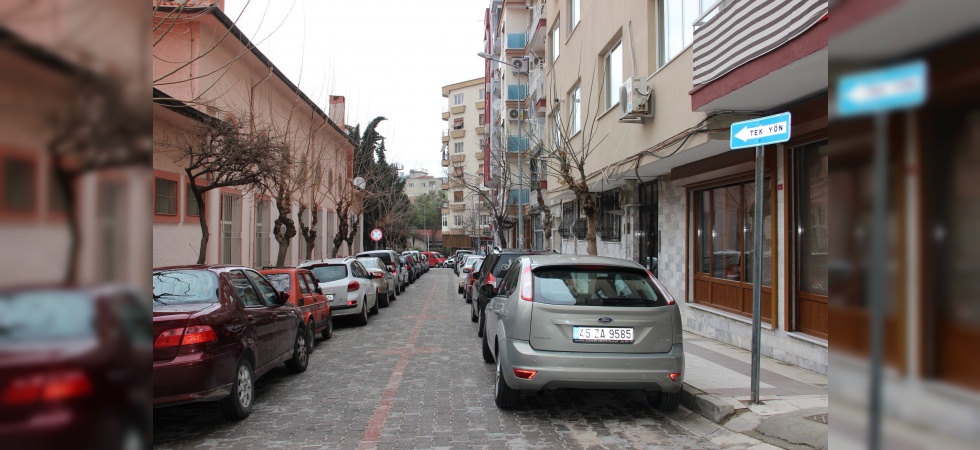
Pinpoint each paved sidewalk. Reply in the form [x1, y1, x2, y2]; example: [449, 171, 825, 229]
[676, 332, 829, 449]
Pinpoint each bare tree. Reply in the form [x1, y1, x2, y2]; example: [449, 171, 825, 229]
[163, 111, 283, 264]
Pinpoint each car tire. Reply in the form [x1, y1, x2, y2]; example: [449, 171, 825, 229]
[355, 301, 369, 326]
[321, 314, 333, 340]
[219, 357, 254, 420]
[389, 287, 396, 303]
[306, 320, 316, 353]
[470, 300, 478, 322]
[379, 290, 390, 308]
[369, 295, 379, 315]
[477, 307, 485, 337]
[494, 358, 520, 410]
[482, 329, 494, 363]
[458, 285, 464, 294]
[648, 390, 681, 412]
[285, 327, 309, 374]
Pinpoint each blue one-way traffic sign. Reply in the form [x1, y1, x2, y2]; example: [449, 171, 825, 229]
[837, 60, 927, 117]
[730, 112, 792, 150]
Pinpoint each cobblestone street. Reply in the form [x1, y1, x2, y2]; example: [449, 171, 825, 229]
[153, 269, 728, 449]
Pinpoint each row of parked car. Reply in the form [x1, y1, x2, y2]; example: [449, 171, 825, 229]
[150, 249, 433, 422]
[451, 248, 687, 411]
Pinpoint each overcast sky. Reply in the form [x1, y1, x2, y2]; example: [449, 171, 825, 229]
[226, 0, 487, 177]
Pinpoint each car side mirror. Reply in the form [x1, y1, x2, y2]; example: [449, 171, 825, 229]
[479, 284, 495, 297]
[277, 291, 290, 305]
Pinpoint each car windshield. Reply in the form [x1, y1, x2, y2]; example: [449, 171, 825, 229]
[533, 267, 667, 307]
[264, 273, 291, 292]
[153, 270, 219, 304]
[0, 291, 95, 344]
[308, 265, 348, 283]
[358, 258, 383, 270]
[360, 253, 392, 265]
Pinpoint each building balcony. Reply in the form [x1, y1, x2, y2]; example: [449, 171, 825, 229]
[441, 208, 450, 215]
[451, 104, 465, 114]
[450, 129, 465, 139]
[506, 84, 528, 102]
[441, 182, 449, 190]
[441, 158, 450, 167]
[442, 130, 449, 143]
[475, 125, 485, 135]
[475, 100, 485, 110]
[450, 202, 467, 212]
[506, 135, 530, 153]
[527, 2, 547, 52]
[441, 105, 449, 120]
[450, 177, 465, 188]
[474, 150, 484, 160]
[450, 154, 465, 164]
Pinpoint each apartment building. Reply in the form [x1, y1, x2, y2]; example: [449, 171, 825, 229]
[152, 2, 359, 268]
[486, 0, 829, 374]
[403, 169, 442, 200]
[441, 77, 492, 251]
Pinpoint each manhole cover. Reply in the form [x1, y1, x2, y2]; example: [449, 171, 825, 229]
[803, 413, 828, 424]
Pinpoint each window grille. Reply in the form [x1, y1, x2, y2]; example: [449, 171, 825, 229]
[558, 201, 574, 239]
[597, 189, 622, 241]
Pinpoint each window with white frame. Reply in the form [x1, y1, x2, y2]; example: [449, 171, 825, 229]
[442, 214, 448, 227]
[551, 108, 563, 147]
[454, 215, 463, 227]
[604, 42, 623, 110]
[454, 142, 464, 153]
[570, 84, 581, 135]
[568, 0, 580, 32]
[255, 198, 270, 267]
[659, 0, 718, 68]
[478, 88, 485, 98]
[409, 182, 414, 188]
[454, 93, 464, 105]
[550, 21, 560, 63]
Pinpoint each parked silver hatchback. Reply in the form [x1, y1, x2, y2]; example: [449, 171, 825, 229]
[479, 255, 684, 410]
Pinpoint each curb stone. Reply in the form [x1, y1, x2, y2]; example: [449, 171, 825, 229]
[680, 384, 736, 424]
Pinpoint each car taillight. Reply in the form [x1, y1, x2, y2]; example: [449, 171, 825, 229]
[486, 273, 497, 287]
[669, 372, 682, 382]
[519, 265, 533, 302]
[647, 270, 675, 305]
[513, 368, 537, 379]
[348, 280, 360, 292]
[390, 265, 397, 273]
[154, 325, 218, 348]
[1, 370, 93, 405]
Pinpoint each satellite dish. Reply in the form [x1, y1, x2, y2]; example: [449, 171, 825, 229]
[353, 177, 366, 189]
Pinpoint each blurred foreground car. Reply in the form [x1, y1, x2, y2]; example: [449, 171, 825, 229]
[152, 266, 309, 421]
[480, 255, 684, 410]
[260, 268, 333, 347]
[0, 287, 151, 450]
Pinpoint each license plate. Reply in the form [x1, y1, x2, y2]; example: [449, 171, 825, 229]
[572, 327, 633, 343]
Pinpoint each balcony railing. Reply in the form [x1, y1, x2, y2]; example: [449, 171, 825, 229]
[505, 33, 526, 51]
[528, 60, 546, 103]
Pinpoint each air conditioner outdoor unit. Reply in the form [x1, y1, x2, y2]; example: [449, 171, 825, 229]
[507, 108, 527, 120]
[619, 77, 654, 121]
[510, 57, 527, 73]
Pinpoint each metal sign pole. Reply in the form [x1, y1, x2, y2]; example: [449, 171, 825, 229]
[868, 112, 888, 450]
[750, 144, 764, 404]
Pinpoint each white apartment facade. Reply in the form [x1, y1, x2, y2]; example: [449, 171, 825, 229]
[441, 77, 492, 250]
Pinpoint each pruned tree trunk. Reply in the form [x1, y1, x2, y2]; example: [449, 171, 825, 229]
[273, 196, 296, 267]
[52, 165, 80, 281]
[579, 193, 598, 256]
[186, 181, 210, 265]
[300, 207, 318, 261]
[535, 187, 553, 251]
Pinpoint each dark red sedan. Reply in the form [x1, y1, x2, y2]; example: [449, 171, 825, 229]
[152, 265, 309, 420]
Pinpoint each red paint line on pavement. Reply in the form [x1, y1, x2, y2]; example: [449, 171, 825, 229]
[358, 280, 437, 447]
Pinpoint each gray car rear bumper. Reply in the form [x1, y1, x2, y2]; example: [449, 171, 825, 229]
[500, 339, 685, 393]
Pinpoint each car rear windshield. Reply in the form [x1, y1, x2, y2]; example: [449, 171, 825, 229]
[490, 254, 521, 278]
[359, 252, 392, 266]
[153, 270, 219, 304]
[264, 273, 291, 292]
[358, 258, 383, 270]
[532, 267, 668, 307]
[308, 265, 348, 283]
[0, 291, 95, 343]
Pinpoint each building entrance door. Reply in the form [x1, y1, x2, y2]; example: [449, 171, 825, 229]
[637, 181, 658, 276]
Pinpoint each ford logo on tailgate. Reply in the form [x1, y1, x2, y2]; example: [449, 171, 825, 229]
[596, 317, 613, 324]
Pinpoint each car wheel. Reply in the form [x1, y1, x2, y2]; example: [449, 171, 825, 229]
[285, 327, 309, 374]
[219, 357, 254, 420]
[494, 357, 520, 410]
[321, 314, 333, 340]
[470, 299, 478, 322]
[458, 285, 464, 294]
[389, 287, 396, 303]
[482, 329, 494, 363]
[648, 390, 681, 412]
[379, 290, 390, 308]
[355, 301, 369, 326]
[306, 320, 316, 353]
[369, 294, 380, 314]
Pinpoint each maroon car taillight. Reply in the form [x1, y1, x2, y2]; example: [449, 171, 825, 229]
[347, 280, 360, 292]
[1, 370, 93, 405]
[519, 265, 534, 302]
[154, 325, 218, 348]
